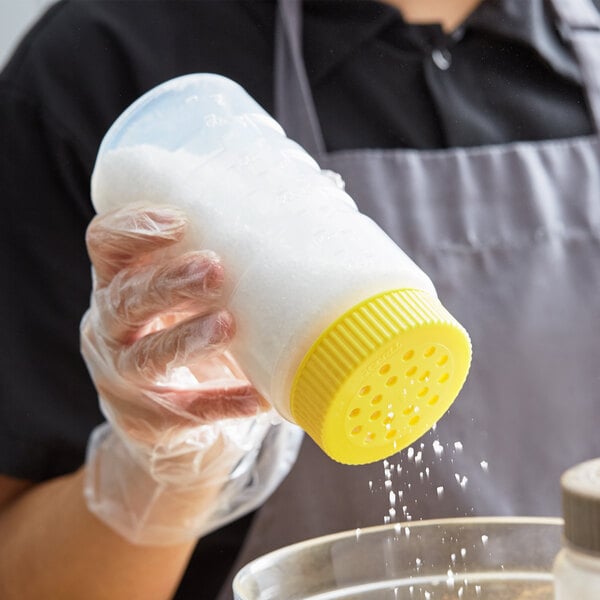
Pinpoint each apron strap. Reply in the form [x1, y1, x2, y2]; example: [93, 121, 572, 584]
[274, 0, 327, 156]
[549, 0, 600, 132]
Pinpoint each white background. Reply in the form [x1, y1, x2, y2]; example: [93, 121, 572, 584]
[0, 0, 55, 69]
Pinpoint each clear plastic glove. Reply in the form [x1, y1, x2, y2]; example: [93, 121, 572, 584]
[80, 204, 303, 546]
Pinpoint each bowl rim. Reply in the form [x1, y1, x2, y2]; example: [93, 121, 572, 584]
[232, 515, 563, 593]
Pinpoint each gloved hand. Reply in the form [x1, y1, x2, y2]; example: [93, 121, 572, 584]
[81, 204, 302, 546]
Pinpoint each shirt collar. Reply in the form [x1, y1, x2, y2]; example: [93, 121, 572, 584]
[303, 1, 398, 86]
[302, 0, 583, 86]
[465, 0, 583, 83]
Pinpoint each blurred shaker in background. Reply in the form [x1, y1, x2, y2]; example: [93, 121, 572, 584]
[554, 457, 600, 597]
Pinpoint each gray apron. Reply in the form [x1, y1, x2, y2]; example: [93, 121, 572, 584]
[219, 0, 600, 595]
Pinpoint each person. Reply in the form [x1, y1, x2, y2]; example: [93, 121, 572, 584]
[1, 0, 600, 598]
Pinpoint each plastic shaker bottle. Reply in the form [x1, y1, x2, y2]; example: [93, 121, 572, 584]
[91, 73, 472, 465]
[554, 457, 600, 597]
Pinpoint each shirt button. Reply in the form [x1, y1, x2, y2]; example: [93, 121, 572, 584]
[431, 48, 452, 70]
[451, 26, 466, 42]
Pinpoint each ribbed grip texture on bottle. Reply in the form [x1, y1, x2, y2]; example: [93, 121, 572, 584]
[292, 290, 455, 425]
[562, 458, 600, 554]
[290, 288, 472, 464]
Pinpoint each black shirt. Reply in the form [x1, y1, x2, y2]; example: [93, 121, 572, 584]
[305, 0, 594, 148]
[0, 1, 597, 597]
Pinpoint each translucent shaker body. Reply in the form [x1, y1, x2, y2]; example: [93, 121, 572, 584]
[91, 74, 471, 465]
[554, 548, 600, 598]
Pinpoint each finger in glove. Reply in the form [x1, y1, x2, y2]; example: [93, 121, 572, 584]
[101, 250, 224, 344]
[116, 309, 235, 386]
[86, 204, 188, 287]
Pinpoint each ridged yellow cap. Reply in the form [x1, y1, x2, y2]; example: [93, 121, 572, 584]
[290, 289, 472, 465]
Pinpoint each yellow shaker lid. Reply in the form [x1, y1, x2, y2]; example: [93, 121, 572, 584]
[290, 289, 472, 465]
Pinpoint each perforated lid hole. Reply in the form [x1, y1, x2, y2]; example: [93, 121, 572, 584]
[351, 426, 362, 435]
[424, 346, 436, 357]
[438, 373, 450, 383]
[403, 350, 415, 361]
[359, 385, 371, 396]
[409, 415, 420, 426]
[371, 394, 383, 405]
[386, 376, 398, 387]
[437, 355, 449, 366]
[428, 395, 440, 406]
[379, 363, 391, 375]
[370, 411, 382, 421]
[386, 430, 397, 440]
[349, 408, 361, 418]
